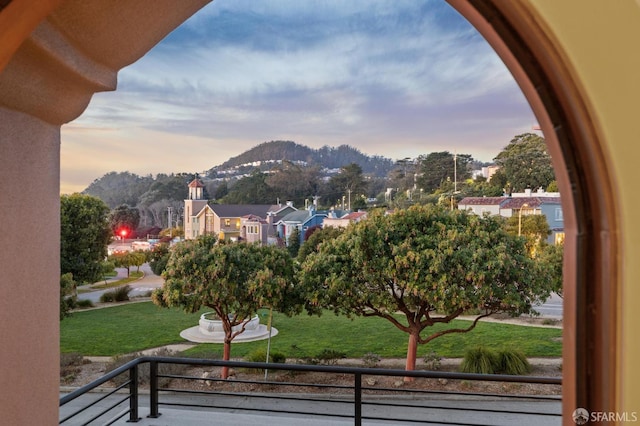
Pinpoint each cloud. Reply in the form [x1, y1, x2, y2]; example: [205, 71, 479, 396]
[61, 0, 537, 193]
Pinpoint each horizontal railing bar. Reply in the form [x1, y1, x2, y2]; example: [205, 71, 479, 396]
[160, 372, 560, 401]
[59, 381, 130, 424]
[158, 391, 560, 418]
[362, 386, 562, 401]
[140, 356, 561, 384]
[159, 373, 355, 391]
[360, 415, 505, 426]
[60, 360, 139, 405]
[60, 356, 562, 425]
[103, 408, 130, 426]
[162, 387, 355, 404]
[159, 401, 355, 420]
[361, 399, 562, 416]
[77, 394, 130, 426]
[158, 400, 557, 426]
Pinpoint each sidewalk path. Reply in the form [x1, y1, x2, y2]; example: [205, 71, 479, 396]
[76, 263, 164, 304]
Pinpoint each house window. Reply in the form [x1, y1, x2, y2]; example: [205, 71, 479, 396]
[225, 219, 231, 227]
[555, 232, 565, 245]
[555, 208, 563, 221]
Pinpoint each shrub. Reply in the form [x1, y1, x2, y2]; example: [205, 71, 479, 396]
[75, 299, 94, 309]
[362, 352, 381, 368]
[423, 351, 442, 371]
[460, 347, 499, 374]
[314, 349, 346, 365]
[60, 352, 85, 383]
[245, 348, 286, 364]
[496, 349, 531, 375]
[243, 349, 287, 373]
[149, 243, 170, 275]
[107, 347, 187, 387]
[100, 285, 131, 303]
[60, 352, 84, 369]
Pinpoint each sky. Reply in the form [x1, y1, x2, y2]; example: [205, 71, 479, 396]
[60, 0, 537, 194]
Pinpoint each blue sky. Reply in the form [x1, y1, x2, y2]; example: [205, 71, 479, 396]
[60, 0, 537, 194]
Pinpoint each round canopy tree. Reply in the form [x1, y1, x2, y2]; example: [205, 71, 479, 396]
[60, 194, 112, 284]
[152, 236, 299, 378]
[298, 205, 553, 376]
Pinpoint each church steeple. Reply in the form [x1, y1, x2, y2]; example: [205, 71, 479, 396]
[187, 179, 204, 200]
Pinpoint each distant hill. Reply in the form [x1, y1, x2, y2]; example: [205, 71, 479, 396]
[209, 140, 394, 178]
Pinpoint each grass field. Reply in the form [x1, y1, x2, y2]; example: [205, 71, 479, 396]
[60, 302, 562, 359]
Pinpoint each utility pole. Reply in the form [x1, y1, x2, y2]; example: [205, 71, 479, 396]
[451, 151, 457, 211]
[167, 206, 173, 238]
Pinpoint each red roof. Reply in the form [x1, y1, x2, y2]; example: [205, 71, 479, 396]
[458, 197, 505, 206]
[501, 197, 561, 209]
[188, 179, 204, 188]
[342, 211, 367, 220]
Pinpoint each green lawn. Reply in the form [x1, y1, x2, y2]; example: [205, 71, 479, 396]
[60, 302, 562, 359]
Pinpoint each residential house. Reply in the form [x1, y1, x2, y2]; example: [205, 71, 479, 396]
[323, 211, 368, 229]
[456, 197, 505, 217]
[277, 206, 345, 245]
[239, 214, 270, 245]
[184, 179, 297, 241]
[458, 189, 564, 244]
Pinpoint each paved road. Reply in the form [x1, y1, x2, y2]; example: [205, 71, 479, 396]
[77, 263, 164, 303]
[532, 293, 563, 319]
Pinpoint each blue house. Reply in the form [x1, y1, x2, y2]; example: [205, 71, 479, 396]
[458, 189, 564, 244]
[277, 206, 347, 245]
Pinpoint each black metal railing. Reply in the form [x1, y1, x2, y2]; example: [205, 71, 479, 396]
[60, 357, 562, 425]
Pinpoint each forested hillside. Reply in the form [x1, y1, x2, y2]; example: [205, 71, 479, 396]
[212, 140, 394, 177]
[81, 134, 554, 234]
[83, 141, 396, 230]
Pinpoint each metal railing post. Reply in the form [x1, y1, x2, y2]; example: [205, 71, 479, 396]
[128, 364, 140, 422]
[354, 372, 362, 426]
[148, 360, 161, 418]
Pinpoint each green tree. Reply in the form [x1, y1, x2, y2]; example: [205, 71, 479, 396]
[287, 228, 301, 258]
[222, 170, 272, 204]
[60, 273, 77, 320]
[61, 194, 112, 283]
[504, 213, 551, 256]
[266, 161, 322, 207]
[460, 177, 504, 198]
[109, 204, 140, 238]
[494, 133, 555, 193]
[149, 243, 170, 275]
[152, 238, 300, 379]
[109, 251, 146, 277]
[298, 205, 552, 376]
[214, 182, 229, 200]
[129, 251, 147, 273]
[323, 163, 368, 208]
[83, 171, 152, 209]
[297, 226, 344, 263]
[539, 242, 564, 298]
[416, 152, 472, 193]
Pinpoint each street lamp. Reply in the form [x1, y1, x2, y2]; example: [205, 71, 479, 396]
[518, 203, 529, 236]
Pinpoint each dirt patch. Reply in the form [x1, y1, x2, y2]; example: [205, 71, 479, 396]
[61, 357, 562, 397]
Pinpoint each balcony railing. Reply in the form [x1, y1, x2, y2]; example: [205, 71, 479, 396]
[59, 356, 562, 425]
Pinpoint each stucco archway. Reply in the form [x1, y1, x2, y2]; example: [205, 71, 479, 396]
[0, 1, 632, 424]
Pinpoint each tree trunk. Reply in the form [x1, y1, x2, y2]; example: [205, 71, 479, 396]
[404, 332, 418, 382]
[221, 339, 231, 379]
